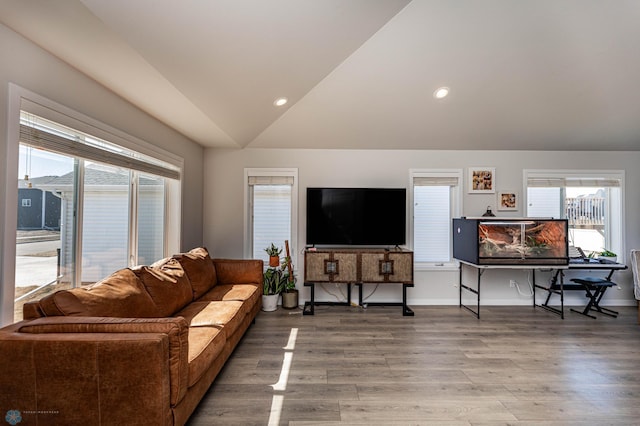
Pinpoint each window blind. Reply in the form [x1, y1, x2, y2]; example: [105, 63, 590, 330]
[412, 172, 461, 264]
[527, 175, 621, 188]
[248, 176, 294, 186]
[20, 123, 180, 180]
[413, 175, 460, 186]
[251, 185, 292, 260]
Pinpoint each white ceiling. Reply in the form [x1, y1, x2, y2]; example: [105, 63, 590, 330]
[1, 0, 639, 151]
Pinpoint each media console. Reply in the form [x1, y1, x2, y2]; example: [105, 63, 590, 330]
[303, 248, 414, 316]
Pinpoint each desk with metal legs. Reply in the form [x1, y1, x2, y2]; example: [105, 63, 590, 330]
[458, 261, 566, 319]
[536, 258, 627, 319]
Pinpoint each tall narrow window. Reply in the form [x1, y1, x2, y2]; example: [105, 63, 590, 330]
[411, 170, 462, 267]
[525, 170, 624, 260]
[245, 169, 298, 266]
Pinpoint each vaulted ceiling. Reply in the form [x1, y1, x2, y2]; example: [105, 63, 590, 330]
[1, 0, 639, 151]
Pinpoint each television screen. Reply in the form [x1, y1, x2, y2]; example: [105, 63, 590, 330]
[306, 187, 406, 246]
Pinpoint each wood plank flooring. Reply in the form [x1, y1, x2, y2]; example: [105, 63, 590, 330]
[187, 305, 640, 425]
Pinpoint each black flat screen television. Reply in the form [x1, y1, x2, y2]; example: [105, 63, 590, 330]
[306, 187, 406, 246]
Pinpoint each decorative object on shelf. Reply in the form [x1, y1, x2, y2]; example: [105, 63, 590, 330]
[482, 206, 496, 217]
[265, 243, 282, 267]
[281, 240, 299, 309]
[468, 167, 495, 193]
[497, 190, 518, 211]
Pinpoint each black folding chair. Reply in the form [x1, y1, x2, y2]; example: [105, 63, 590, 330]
[569, 276, 618, 319]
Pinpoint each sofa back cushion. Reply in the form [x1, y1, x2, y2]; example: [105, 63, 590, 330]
[173, 247, 217, 299]
[134, 258, 194, 316]
[38, 268, 161, 317]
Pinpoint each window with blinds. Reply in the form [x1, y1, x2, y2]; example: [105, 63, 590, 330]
[18, 112, 181, 283]
[245, 169, 298, 265]
[525, 170, 624, 259]
[411, 170, 462, 266]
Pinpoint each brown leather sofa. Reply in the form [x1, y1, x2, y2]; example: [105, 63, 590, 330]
[0, 247, 262, 425]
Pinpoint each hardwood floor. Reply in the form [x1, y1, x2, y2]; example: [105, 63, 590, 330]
[188, 305, 640, 425]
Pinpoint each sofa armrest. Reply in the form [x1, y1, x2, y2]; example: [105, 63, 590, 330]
[212, 259, 263, 285]
[0, 317, 189, 425]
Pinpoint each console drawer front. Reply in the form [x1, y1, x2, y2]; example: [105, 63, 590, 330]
[304, 251, 358, 283]
[360, 252, 413, 283]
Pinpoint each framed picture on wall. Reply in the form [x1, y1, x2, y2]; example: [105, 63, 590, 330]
[468, 167, 495, 193]
[497, 190, 518, 211]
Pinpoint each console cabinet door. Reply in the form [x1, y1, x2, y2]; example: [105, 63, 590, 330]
[360, 252, 413, 283]
[304, 251, 358, 283]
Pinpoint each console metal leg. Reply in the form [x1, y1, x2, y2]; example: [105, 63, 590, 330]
[303, 282, 315, 315]
[403, 283, 414, 316]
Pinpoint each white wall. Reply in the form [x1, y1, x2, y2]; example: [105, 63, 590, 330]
[204, 148, 640, 307]
[0, 23, 204, 248]
[0, 23, 205, 324]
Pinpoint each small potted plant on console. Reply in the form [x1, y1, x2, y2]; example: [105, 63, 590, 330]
[265, 243, 282, 267]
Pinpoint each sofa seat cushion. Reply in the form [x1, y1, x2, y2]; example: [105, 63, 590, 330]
[175, 301, 246, 334]
[185, 326, 226, 387]
[175, 300, 246, 387]
[173, 247, 217, 300]
[133, 258, 193, 317]
[198, 284, 260, 305]
[38, 268, 160, 318]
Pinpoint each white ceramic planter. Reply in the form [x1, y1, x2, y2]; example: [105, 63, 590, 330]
[262, 294, 279, 312]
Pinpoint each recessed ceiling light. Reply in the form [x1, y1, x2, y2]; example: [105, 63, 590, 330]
[433, 87, 450, 99]
[273, 97, 288, 107]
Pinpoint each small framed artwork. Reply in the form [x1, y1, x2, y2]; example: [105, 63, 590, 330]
[468, 167, 495, 193]
[497, 190, 518, 211]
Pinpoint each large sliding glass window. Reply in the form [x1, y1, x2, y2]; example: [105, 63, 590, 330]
[13, 111, 181, 322]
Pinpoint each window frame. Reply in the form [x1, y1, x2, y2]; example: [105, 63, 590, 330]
[243, 168, 298, 266]
[2, 84, 183, 326]
[523, 169, 625, 262]
[409, 169, 463, 271]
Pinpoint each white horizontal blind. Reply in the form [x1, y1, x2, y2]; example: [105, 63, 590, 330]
[248, 176, 294, 185]
[20, 113, 180, 180]
[412, 173, 460, 264]
[527, 187, 561, 218]
[250, 183, 293, 262]
[527, 174, 621, 188]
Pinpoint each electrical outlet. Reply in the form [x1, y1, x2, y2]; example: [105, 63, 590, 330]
[509, 280, 516, 288]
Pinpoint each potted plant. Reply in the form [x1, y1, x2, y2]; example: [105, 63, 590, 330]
[262, 267, 286, 311]
[265, 243, 282, 267]
[280, 256, 298, 309]
[597, 249, 617, 263]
